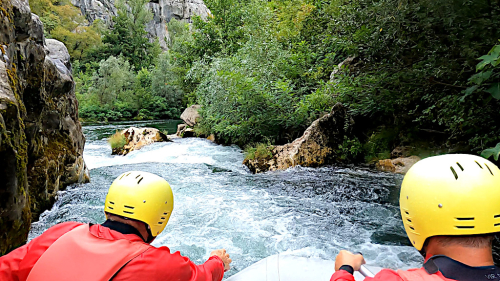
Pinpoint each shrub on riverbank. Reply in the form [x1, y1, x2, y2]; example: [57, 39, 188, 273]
[245, 143, 274, 161]
[108, 131, 127, 150]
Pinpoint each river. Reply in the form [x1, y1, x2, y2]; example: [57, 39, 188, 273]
[28, 120, 423, 278]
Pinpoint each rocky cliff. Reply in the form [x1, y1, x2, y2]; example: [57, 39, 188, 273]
[0, 0, 89, 254]
[71, 0, 210, 49]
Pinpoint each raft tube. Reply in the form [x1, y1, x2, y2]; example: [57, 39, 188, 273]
[226, 254, 383, 281]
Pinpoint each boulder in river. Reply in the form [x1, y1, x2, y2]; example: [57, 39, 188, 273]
[376, 156, 421, 174]
[180, 105, 201, 127]
[111, 127, 170, 155]
[244, 103, 355, 173]
[0, 0, 89, 254]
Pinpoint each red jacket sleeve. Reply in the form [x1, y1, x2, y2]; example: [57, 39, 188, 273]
[330, 269, 404, 281]
[0, 222, 82, 281]
[115, 246, 225, 281]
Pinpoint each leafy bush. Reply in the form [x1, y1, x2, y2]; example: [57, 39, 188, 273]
[482, 143, 500, 161]
[465, 43, 500, 100]
[244, 143, 274, 161]
[108, 131, 127, 149]
[193, 39, 302, 145]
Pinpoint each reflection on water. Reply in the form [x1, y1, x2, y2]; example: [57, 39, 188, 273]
[29, 121, 422, 278]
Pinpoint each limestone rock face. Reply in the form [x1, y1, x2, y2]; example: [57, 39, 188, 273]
[160, 0, 210, 22]
[45, 39, 72, 71]
[72, 0, 210, 49]
[244, 103, 355, 173]
[70, 0, 116, 25]
[180, 104, 201, 127]
[0, 0, 89, 254]
[112, 127, 170, 155]
[376, 156, 421, 174]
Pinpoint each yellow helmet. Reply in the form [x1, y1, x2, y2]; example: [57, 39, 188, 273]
[104, 171, 174, 237]
[400, 154, 500, 251]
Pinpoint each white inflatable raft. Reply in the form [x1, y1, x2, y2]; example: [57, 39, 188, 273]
[226, 254, 382, 281]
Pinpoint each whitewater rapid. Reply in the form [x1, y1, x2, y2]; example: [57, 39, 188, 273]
[29, 120, 422, 278]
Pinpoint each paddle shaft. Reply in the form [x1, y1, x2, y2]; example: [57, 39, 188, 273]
[359, 265, 375, 278]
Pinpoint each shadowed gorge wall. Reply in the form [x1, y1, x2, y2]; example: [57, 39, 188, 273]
[0, 0, 89, 255]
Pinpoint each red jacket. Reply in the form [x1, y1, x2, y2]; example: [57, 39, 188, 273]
[330, 268, 454, 281]
[0, 222, 224, 281]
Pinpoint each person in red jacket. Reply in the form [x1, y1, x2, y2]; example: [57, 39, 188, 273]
[0, 171, 232, 281]
[331, 154, 500, 281]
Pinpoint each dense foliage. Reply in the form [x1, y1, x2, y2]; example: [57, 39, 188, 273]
[70, 0, 183, 121]
[82, 0, 161, 71]
[75, 54, 184, 121]
[31, 0, 500, 157]
[163, 0, 500, 158]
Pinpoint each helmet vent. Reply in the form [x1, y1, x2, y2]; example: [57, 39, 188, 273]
[450, 167, 458, 180]
[485, 164, 494, 176]
[161, 217, 166, 220]
[137, 177, 144, 184]
[158, 222, 163, 225]
[495, 223, 500, 227]
[456, 162, 464, 171]
[123, 211, 134, 214]
[109, 201, 115, 205]
[407, 219, 412, 223]
[163, 212, 168, 215]
[476, 161, 483, 169]
[455, 226, 474, 229]
[108, 206, 114, 210]
[124, 205, 135, 209]
[409, 226, 415, 230]
[494, 214, 500, 218]
[404, 211, 410, 215]
[455, 217, 474, 221]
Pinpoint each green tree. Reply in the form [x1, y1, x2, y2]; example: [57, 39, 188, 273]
[29, 0, 102, 60]
[91, 56, 135, 107]
[90, 0, 161, 70]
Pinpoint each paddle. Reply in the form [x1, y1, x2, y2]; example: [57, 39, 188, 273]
[359, 265, 375, 278]
[353, 252, 375, 278]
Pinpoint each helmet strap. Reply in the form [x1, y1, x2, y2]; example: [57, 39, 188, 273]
[145, 225, 155, 243]
[419, 238, 429, 258]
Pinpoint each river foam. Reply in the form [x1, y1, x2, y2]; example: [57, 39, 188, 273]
[29, 121, 422, 278]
